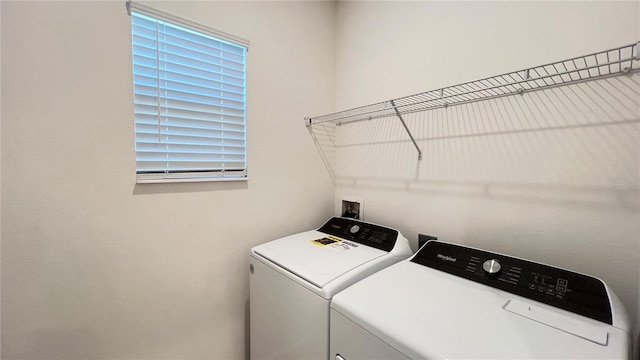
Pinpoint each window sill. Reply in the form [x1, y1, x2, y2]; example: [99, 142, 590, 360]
[136, 175, 248, 184]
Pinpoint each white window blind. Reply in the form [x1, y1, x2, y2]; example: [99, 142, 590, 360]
[129, 3, 248, 183]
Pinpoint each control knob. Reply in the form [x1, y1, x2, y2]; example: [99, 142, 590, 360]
[482, 259, 502, 276]
[349, 225, 361, 234]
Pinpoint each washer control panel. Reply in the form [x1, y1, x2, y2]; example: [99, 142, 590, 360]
[411, 241, 612, 324]
[318, 217, 398, 252]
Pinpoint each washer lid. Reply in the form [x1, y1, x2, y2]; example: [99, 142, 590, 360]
[331, 260, 630, 359]
[253, 229, 387, 289]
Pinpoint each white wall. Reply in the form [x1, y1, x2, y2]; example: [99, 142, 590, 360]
[3, 1, 639, 359]
[0, 1, 335, 359]
[333, 0, 640, 330]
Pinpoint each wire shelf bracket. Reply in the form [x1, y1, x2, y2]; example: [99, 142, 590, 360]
[390, 99, 423, 160]
[306, 41, 640, 161]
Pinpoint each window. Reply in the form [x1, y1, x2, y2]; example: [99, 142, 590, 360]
[128, 2, 249, 183]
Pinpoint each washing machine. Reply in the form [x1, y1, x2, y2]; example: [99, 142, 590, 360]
[249, 217, 412, 360]
[330, 240, 631, 360]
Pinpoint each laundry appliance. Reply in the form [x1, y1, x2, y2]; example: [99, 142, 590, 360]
[330, 240, 631, 360]
[249, 217, 412, 360]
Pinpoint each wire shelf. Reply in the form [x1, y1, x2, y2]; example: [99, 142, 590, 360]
[306, 42, 640, 127]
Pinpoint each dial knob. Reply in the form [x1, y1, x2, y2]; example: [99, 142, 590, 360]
[482, 259, 502, 275]
[349, 225, 361, 234]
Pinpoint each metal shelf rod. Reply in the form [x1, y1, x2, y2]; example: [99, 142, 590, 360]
[391, 100, 422, 160]
[392, 58, 637, 108]
[307, 42, 639, 129]
[315, 67, 639, 129]
[308, 63, 639, 127]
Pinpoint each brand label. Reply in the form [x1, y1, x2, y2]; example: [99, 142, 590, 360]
[437, 254, 457, 262]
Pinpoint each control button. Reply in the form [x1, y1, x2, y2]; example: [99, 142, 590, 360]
[537, 286, 545, 292]
[482, 259, 502, 276]
[558, 278, 568, 287]
[556, 285, 566, 292]
[528, 283, 536, 290]
[545, 288, 555, 295]
[349, 225, 361, 234]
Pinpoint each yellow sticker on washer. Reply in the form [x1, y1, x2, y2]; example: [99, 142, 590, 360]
[311, 236, 342, 247]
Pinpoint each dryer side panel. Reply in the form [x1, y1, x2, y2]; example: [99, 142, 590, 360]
[330, 309, 410, 360]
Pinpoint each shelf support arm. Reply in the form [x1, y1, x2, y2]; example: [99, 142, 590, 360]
[390, 100, 422, 160]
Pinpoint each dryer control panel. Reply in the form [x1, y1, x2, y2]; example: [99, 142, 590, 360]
[318, 217, 398, 252]
[411, 241, 612, 325]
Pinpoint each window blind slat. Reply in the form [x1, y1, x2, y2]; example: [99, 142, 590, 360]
[159, 55, 246, 84]
[159, 100, 245, 117]
[132, 54, 245, 87]
[157, 32, 246, 70]
[155, 69, 246, 95]
[133, 94, 158, 107]
[136, 142, 246, 152]
[134, 111, 245, 126]
[135, 126, 246, 143]
[147, 130, 246, 142]
[157, 44, 246, 75]
[164, 116, 245, 129]
[146, 113, 246, 127]
[132, 18, 246, 77]
[157, 22, 246, 56]
[133, 94, 246, 119]
[137, 153, 246, 162]
[130, 10, 247, 181]
[136, 161, 246, 171]
[154, 73, 246, 99]
[157, 89, 246, 110]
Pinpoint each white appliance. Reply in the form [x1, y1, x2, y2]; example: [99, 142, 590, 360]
[249, 217, 412, 360]
[330, 241, 632, 360]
